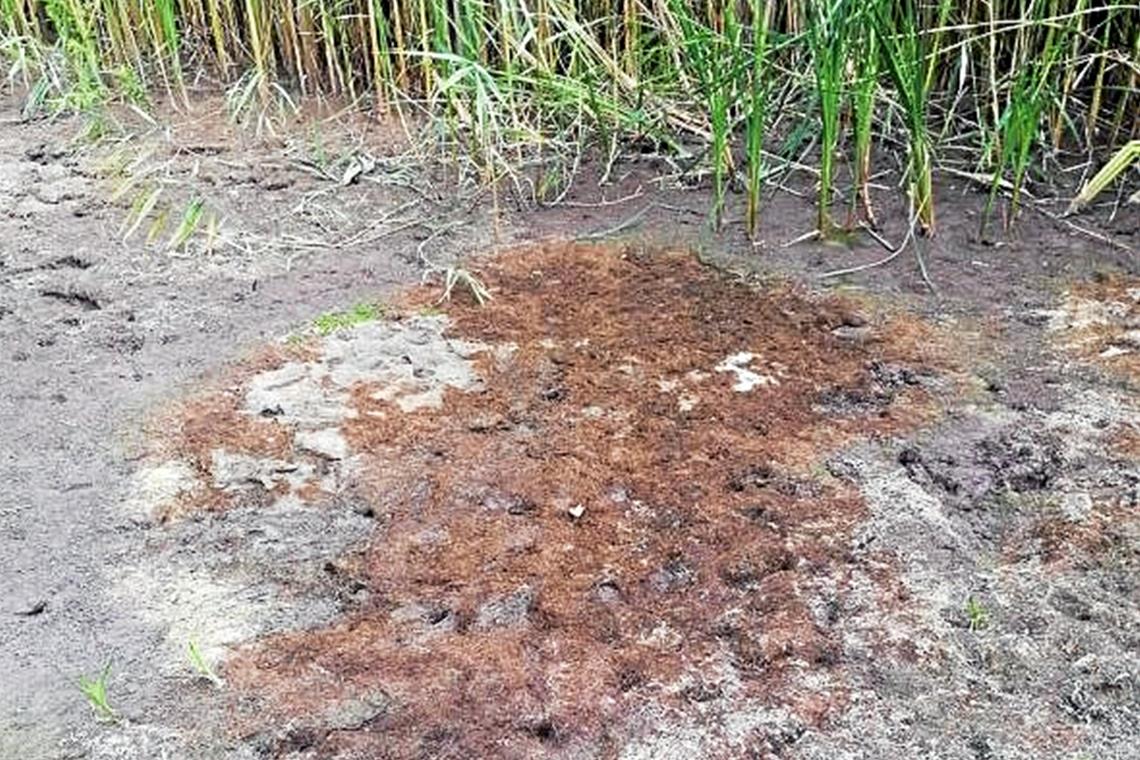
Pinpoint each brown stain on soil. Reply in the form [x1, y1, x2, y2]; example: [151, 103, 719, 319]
[1028, 274, 1140, 570]
[215, 242, 962, 757]
[1055, 274, 1140, 381]
[1112, 424, 1140, 461]
[142, 343, 317, 519]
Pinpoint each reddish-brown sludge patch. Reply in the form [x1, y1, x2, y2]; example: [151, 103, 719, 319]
[1112, 424, 1140, 461]
[143, 342, 319, 518]
[224, 243, 957, 756]
[1031, 511, 1125, 566]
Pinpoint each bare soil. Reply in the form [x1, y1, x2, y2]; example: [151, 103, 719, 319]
[1, 96, 1138, 760]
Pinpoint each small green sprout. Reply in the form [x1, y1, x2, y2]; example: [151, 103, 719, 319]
[168, 197, 206, 251]
[77, 663, 117, 722]
[965, 596, 990, 632]
[187, 639, 224, 687]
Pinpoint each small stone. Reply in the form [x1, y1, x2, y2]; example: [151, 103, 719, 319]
[482, 490, 535, 515]
[568, 503, 586, 520]
[476, 585, 535, 629]
[638, 620, 683, 649]
[1072, 654, 1099, 674]
[1019, 309, 1055, 327]
[295, 427, 348, 461]
[467, 412, 505, 432]
[389, 602, 430, 624]
[649, 558, 695, 592]
[412, 526, 448, 547]
[831, 325, 874, 343]
[322, 690, 391, 731]
[592, 580, 621, 604]
[1060, 492, 1093, 523]
[1114, 329, 1140, 349]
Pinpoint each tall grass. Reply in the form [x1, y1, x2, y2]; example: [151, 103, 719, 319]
[805, 0, 855, 238]
[850, 5, 879, 227]
[981, 0, 1084, 236]
[874, 0, 951, 236]
[744, 0, 773, 238]
[1, 1, 1136, 236]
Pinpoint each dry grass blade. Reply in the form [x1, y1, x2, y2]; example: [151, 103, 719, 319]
[1067, 140, 1140, 215]
[437, 267, 492, 306]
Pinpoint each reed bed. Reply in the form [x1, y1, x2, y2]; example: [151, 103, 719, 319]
[2, 0, 1137, 236]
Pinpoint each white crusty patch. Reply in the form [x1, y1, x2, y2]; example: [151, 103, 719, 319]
[714, 352, 780, 392]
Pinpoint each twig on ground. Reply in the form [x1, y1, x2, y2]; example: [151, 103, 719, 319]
[575, 203, 657, 241]
[1036, 205, 1135, 254]
[819, 212, 936, 292]
[554, 187, 644, 208]
[417, 220, 466, 271]
[783, 229, 821, 247]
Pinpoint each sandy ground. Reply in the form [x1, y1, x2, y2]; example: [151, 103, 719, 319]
[1, 97, 1138, 760]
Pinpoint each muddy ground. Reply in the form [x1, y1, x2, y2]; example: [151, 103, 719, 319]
[1, 96, 1138, 760]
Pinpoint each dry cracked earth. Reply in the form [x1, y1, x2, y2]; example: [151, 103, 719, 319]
[2, 98, 1139, 760]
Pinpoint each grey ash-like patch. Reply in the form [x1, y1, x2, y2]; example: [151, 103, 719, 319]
[805, 384, 1140, 760]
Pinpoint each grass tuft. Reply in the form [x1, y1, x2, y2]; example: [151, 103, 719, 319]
[437, 267, 492, 307]
[965, 596, 990, 632]
[77, 662, 116, 723]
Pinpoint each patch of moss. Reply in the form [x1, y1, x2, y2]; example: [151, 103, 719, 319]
[313, 302, 387, 336]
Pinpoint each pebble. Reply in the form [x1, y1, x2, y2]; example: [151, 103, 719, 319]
[1113, 329, 1140, 349]
[1060, 492, 1093, 523]
[476, 585, 536, 629]
[831, 325, 874, 344]
[295, 427, 348, 461]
